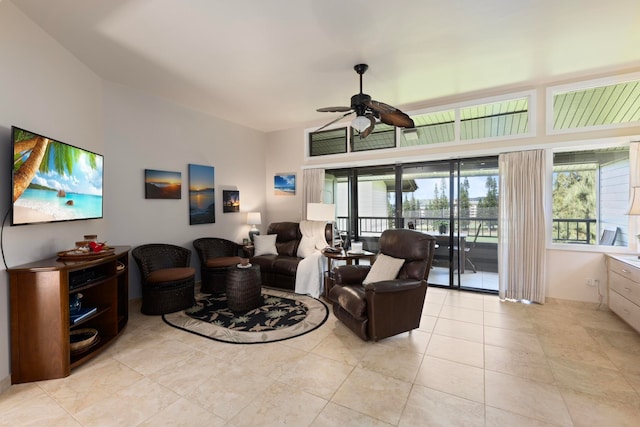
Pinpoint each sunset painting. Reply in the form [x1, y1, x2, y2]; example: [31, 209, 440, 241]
[222, 190, 240, 213]
[144, 169, 181, 199]
[189, 164, 215, 224]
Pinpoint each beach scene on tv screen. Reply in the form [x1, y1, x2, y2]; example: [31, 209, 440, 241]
[12, 129, 103, 224]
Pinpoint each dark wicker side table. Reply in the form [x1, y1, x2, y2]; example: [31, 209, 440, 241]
[226, 264, 262, 312]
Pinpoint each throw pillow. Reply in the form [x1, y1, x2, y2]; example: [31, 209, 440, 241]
[254, 234, 278, 256]
[362, 253, 405, 285]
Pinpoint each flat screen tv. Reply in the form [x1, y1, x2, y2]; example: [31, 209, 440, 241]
[11, 126, 103, 226]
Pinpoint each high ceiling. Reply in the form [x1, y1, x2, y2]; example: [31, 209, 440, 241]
[10, 0, 640, 133]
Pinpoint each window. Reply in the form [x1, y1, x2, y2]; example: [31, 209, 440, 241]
[351, 123, 395, 152]
[400, 110, 455, 147]
[308, 127, 347, 157]
[306, 92, 534, 158]
[460, 97, 529, 140]
[548, 73, 640, 133]
[552, 146, 630, 246]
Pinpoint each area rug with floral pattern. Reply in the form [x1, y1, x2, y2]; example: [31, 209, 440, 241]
[162, 287, 329, 344]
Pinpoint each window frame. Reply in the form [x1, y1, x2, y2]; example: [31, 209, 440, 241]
[545, 137, 635, 253]
[546, 71, 640, 135]
[305, 90, 536, 160]
[307, 126, 348, 157]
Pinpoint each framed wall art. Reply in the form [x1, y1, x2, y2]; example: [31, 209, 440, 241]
[274, 173, 296, 196]
[188, 164, 215, 224]
[144, 169, 181, 199]
[222, 190, 240, 213]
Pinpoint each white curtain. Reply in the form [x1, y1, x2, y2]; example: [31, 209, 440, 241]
[498, 150, 546, 303]
[302, 168, 325, 220]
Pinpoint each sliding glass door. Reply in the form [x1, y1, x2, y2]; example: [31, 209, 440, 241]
[457, 158, 499, 291]
[402, 162, 454, 287]
[326, 156, 499, 292]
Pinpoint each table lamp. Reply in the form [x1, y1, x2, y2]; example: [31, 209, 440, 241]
[307, 203, 336, 246]
[627, 186, 640, 257]
[247, 212, 261, 243]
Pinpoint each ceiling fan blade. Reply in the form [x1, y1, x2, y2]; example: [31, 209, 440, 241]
[379, 110, 415, 128]
[359, 114, 376, 139]
[315, 111, 354, 132]
[365, 100, 415, 128]
[316, 106, 352, 113]
[365, 100, 397, 114]
[365, 100, 413, 128]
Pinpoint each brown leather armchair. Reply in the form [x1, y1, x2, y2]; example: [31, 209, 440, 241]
[328, 229, 436, 341]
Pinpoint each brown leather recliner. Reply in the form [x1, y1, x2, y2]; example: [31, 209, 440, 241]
[328, 229, 436, 341]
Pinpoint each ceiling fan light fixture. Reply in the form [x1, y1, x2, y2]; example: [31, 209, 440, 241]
[351, 115, 371, 132]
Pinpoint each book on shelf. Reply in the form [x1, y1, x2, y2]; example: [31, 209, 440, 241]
[70, 307, 97, 324]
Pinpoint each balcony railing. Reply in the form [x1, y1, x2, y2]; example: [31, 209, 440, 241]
[336, 216, 497, 238]
[336, 216, 597, 244]
[551, 218, 596, 244]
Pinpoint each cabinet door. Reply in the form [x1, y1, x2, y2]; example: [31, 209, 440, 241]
[10, 270, 69, 382]
[609, 271, 640, 307]
[608, 258, 640, 283]
[609, 290, 640, 332]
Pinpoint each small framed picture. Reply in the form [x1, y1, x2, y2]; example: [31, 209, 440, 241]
[222, 190, 240, 213]
[144, 169, 181, 199]
[274, 173, 296, 196]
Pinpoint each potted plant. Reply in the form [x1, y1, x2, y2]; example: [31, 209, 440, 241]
[437, 220, 448, 235]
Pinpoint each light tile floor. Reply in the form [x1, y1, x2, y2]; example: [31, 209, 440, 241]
[2, 288, 640, 426]
[429, 267, 499, 292]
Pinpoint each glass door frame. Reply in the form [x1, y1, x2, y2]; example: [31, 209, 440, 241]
[326, 155, 498, 293]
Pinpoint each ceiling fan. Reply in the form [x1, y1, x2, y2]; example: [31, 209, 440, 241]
[316, 64, 415, 138]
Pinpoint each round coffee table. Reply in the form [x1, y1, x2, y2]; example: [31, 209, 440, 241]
[226, 264, 262, 312]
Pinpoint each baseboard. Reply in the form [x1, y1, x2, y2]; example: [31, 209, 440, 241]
[545, 296, 610, 311]
[0, 375, 10, 394]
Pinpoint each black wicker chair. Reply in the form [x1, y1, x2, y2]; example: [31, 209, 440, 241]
[132, 243, 196, 315]
[193, 237, 245, 293]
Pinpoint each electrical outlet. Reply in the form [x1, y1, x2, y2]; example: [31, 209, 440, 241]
[586, 278, 597, 287]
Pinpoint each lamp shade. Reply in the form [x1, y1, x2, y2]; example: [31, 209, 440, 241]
[306, 203, 335, 221]
[247, 212, 261, 225]
[351, 115, 371, 132]
[627, 187, 640, 215]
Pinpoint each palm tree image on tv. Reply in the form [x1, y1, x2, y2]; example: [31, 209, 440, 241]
[12, 128, 103, 224]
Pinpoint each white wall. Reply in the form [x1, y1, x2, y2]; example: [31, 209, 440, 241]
[0, 1, 105, 388]
[264, 128, 305, 224]
[545, 250, 608, 303]
[0, 2, 267, 389]
[103, 82, 267, 298]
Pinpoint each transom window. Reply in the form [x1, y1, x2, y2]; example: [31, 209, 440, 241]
[400, 110, 455, 147]
[548, 73, 640, 133]
[460, 97, 529, 140]
[308, 127, 347, 157]
[351, 123, 395, 152]
[306, 92, 533, 158]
